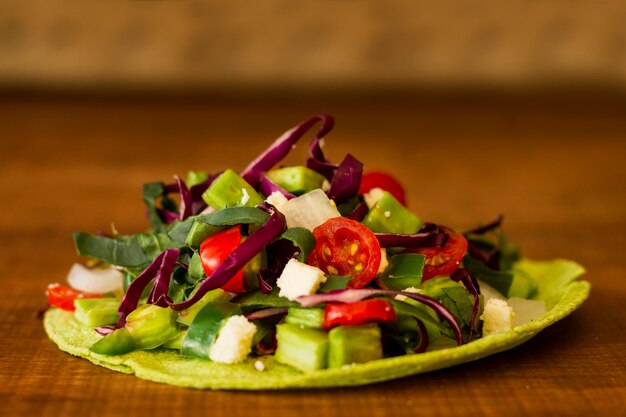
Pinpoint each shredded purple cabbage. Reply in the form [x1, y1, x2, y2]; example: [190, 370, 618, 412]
[327, 153, 363, 203]
[464, 214, 504, 235]
[175, 176, 192, 220]
[451, 268, 481, 342]
[116, 248, 180, 327]
[257, 176, 295, 200]
[241, 115, 336, 186]
[169, 203, 287, 311]
[375, 231, 448, 248]
[245, 307, 289, 321]
[94, 326, 115, 336]
[297, 289, 463, 345]
[413, 319, 429, 353]
[345, 200, 369, 222]
[157, 208, 180, 225]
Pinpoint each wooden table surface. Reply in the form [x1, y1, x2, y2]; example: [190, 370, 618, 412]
[0, 94, 624, 417]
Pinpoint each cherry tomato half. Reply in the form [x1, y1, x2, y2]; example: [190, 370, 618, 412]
[47, 283, 102, 311]
[323, 299, 396, 330]
[359, 171, 407, 206]
[199, 225, 245, 294]
[307, 217, 382, 288]
[403, 227, 468, 281]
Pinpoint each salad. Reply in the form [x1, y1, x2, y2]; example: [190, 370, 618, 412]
[43, 115, 589, 389]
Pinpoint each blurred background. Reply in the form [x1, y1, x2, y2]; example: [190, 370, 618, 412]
[1, 0, 625, 93]
[0, 0, 625, 275]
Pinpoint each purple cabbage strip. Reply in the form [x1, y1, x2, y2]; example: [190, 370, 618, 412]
[375, 231, 448, 248]
[413, 319, 429, 353]
[175, 176, 193, 221]
[346, 200, 369, 222]
[257, 270, 274, 294]
[116, 248, 180, 327]
[94, 326, 115, 336]
[297, 289, 463, 346]
[157, 208, 180, 225]
[246, 307, 289, 321]
[147, 249, 180, 307]
[255, 331, 278, 355]
[327, 153, 363, 203]
[464, 214, 504, 235]
[241, 114, 336, 186]
[169, 204, 287, 311]
[257, 176, 295, 200]
[451, 268, 481, 342]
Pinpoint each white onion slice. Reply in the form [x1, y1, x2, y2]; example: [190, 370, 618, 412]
[279, 189, 341, 231]
[67, 263, 124, 294]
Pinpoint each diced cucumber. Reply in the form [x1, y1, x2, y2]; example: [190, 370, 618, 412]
[328, 324, 383, 368]
[125, 304, 179, 350]
[275, 323, 328, 372]
[177, 288, 232, 326]
[266, 166, 327, 195]
[74, 298, 120, 327]
[285, 308, 324, 329]
[90, 327, 136, 356]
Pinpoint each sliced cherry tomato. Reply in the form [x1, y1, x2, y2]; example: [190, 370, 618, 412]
[46, 283, 102, 311]
[359, 171, 407, 206]
[403, 227, 468, 281]
[307, 217, 381, 288]
[199, 225, 244, 293]
[323, 299, 396, 330]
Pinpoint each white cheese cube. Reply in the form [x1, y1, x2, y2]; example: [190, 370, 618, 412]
[364, 187, 385, 208]
[480, 298, 515, 336]
[276, 258, 327, 301]
[265, 191, 289, 210]
[209, 315, 257, 364]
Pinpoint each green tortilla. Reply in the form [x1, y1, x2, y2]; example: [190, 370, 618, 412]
[44, 259, 589, 390]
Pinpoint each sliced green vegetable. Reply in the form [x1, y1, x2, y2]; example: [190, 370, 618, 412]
[74, 298, 119, 327]
[266, 166, 327, 195]
[90, 327, 136, 355]
[177, 288, 232, 326]
[362, 192, 422, 234]
[318, 275, 351, 292]
[328, 324, 383, 368]
[378, 253, 425, 291]
[125, 304, 179, 350]
[285, 308, 324, 329]
[277, 227, 316, 262]
[275, 323, 328, 372]
[185, 221, 224, 248]
[162, 329, 187, 350]
[202, 169, 263, 210]
[188, 251, 205, 282]
[234, 288, 299, 308]
[181, 301, 241, 359]
[187, 170, 209, 188]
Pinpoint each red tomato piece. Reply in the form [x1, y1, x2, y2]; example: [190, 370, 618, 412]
[308, 217, 382, 288]
[404, 227, 468, 280]
[359, 171, 407, 206]
[47, 284, 102, 311]
[323, 299, 396, 330]
[199, 225, 245, 293]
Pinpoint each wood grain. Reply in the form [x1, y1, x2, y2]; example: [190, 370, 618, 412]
[0, 95, 624, 417]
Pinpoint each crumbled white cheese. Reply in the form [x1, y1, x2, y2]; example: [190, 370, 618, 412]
[480, 298, 515, 336]
[384, 211, 391, 218]
[254, 360, 266, 371]
[276, 258, 327, 301]
[240, 188, 250, 205]
[209, 315, 257, 364]
[265, 191, 289, 211]
[378, 249, 389, 274]
[364, 187, 385, 208]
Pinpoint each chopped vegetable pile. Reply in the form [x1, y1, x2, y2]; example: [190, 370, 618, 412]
[46, 115, 548, 371]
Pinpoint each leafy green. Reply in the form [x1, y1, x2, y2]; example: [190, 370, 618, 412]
[318, 276, 351, 292]
[463, 254, 514, 296]
[378, 254, 425, 291]
[277, 227, 316, 262]
[143, 182, 167, 232]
